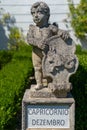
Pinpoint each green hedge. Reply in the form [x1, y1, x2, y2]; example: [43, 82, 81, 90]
[0, 51, 13, 69]
[70, 45, 87, 130]
[0, 44, 33, 130]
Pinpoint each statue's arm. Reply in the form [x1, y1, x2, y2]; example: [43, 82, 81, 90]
[27, 25, 37, 46]
[27, 25, 44, 49]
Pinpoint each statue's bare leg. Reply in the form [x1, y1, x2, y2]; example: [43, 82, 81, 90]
[32, 51, 43, 90]
[34, 66, 43, 90]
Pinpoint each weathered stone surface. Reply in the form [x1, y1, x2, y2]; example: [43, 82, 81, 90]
[22, 2, 76, 130]
[42, 36, 78, 95]
[22, 89, 75, 130]
[28, 85, 68, 98]
[26, 1, 79, 94]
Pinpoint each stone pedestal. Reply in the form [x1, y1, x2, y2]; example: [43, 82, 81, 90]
[22, 88, 75, 130]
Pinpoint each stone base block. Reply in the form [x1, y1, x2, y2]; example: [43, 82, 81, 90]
[27, 128, 71, 130]
[22, 89, 75, 130]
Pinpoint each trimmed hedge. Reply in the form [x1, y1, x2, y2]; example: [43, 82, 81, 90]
[0, 44, 33, 130]
[70, 45, 86, 130]
[0, 50, 13, 69]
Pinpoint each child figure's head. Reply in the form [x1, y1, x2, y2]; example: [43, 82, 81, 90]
[31, 2, 50, 27]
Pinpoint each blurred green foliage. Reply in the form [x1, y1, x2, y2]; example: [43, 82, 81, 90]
[0, 44, 33, 130]
[8, 27, 25, 50]
[68, 0, 87, 38]
[0, 50, 13, 69]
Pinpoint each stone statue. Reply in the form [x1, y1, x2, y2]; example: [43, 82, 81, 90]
[27, 2, 78, 96]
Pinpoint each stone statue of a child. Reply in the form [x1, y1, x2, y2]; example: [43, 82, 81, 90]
[27, 2, 69, 90]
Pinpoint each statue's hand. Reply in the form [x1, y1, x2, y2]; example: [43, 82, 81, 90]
[42, 43, 49, 50]
[58, 30, 70, 41]
[37, 40, 49, 50]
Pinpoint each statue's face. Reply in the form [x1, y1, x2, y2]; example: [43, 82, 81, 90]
[31, 7, 48, 26]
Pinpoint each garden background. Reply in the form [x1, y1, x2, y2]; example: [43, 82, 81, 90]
[0, 0, 86, 130]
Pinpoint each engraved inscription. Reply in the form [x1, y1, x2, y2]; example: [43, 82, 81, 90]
[27, 105, 70, 128]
